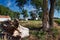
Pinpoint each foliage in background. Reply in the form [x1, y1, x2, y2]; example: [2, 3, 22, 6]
[21, 9, 28, 19]
[55, 0, 60, 11]
[54, 19, 60, 24]
[31, 0, 43, 9]
[16, 0, 43, 20]
[38, 12, 43, 19]
[0, 5, 20, 19]
[29, 11, 37, 20]
[16, 0, 28, 9]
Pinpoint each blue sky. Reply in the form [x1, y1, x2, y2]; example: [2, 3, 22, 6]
[0, 0, 60, 18]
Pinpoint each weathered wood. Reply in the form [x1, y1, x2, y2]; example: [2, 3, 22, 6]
[42, 0, 49, 31]
[0, 19, 21, 40]
[0, 19, 29, 40]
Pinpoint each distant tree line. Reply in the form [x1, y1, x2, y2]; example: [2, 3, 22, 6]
[0, 5, 20, 19]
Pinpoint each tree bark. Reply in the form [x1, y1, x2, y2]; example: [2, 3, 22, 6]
[42, 0, 49, 31]
[49, 0, 56, 28]
[48, 0, 56, 40]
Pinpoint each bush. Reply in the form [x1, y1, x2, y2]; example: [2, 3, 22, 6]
[51, 28, 59, 37]
[30, 30, 47, 40]
[54, 19, 60, 24]
[37, 30, 47, 40]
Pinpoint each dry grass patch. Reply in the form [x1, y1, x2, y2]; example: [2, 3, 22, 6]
[19, 20, 42, 28]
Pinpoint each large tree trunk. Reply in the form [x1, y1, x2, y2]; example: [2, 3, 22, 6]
[42, 0, 49, 31]
[49, 0, 56, 28]
[48, 0, 56, 40]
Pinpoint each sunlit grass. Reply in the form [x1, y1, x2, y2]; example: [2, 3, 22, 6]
[19, 20, 42, 28]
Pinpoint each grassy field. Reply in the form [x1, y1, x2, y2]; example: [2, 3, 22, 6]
[19, 20, 42, 28]
[19, 20, 60, 40]
[0, 20, 60, 40]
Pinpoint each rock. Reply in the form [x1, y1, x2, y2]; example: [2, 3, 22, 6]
[13, 25, 29, 38]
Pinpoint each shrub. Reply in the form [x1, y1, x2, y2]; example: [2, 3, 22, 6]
[30, 30, 47, 40]
[54, 19, 60, 24]
[51, 28, 59, 37]
[22, 28, 59, 40]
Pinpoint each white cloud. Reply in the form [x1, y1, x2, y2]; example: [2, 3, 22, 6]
[7, 0, 11, 7]
[7, 2, 11, 7]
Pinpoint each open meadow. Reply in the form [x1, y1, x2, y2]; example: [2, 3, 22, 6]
[0, 20, 60, 40]
[18, 20, 60, 40]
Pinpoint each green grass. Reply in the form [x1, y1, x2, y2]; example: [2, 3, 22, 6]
[23, 27, 60, 40]
[19, 20, 60, 40]
[19, 20, 42, 28]
[54, 19, 60, 24]
[0, 20, 60, 40]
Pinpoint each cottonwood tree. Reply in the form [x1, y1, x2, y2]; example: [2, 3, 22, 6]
[49, 0, 56, 29]
[31, 0, 56, 31]
[42, 0, 49, 31]
[31, 0, 49, 31]
[15, 0, 57, 31]
[50, 0, 60, 28]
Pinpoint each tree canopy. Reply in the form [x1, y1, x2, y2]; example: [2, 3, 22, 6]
[55, 0, 60, 11]
[16, 0, 28, 9]
[31, 0, 43, 9]
[30, 11, 37, 20]
[21, 9, 28, 18]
